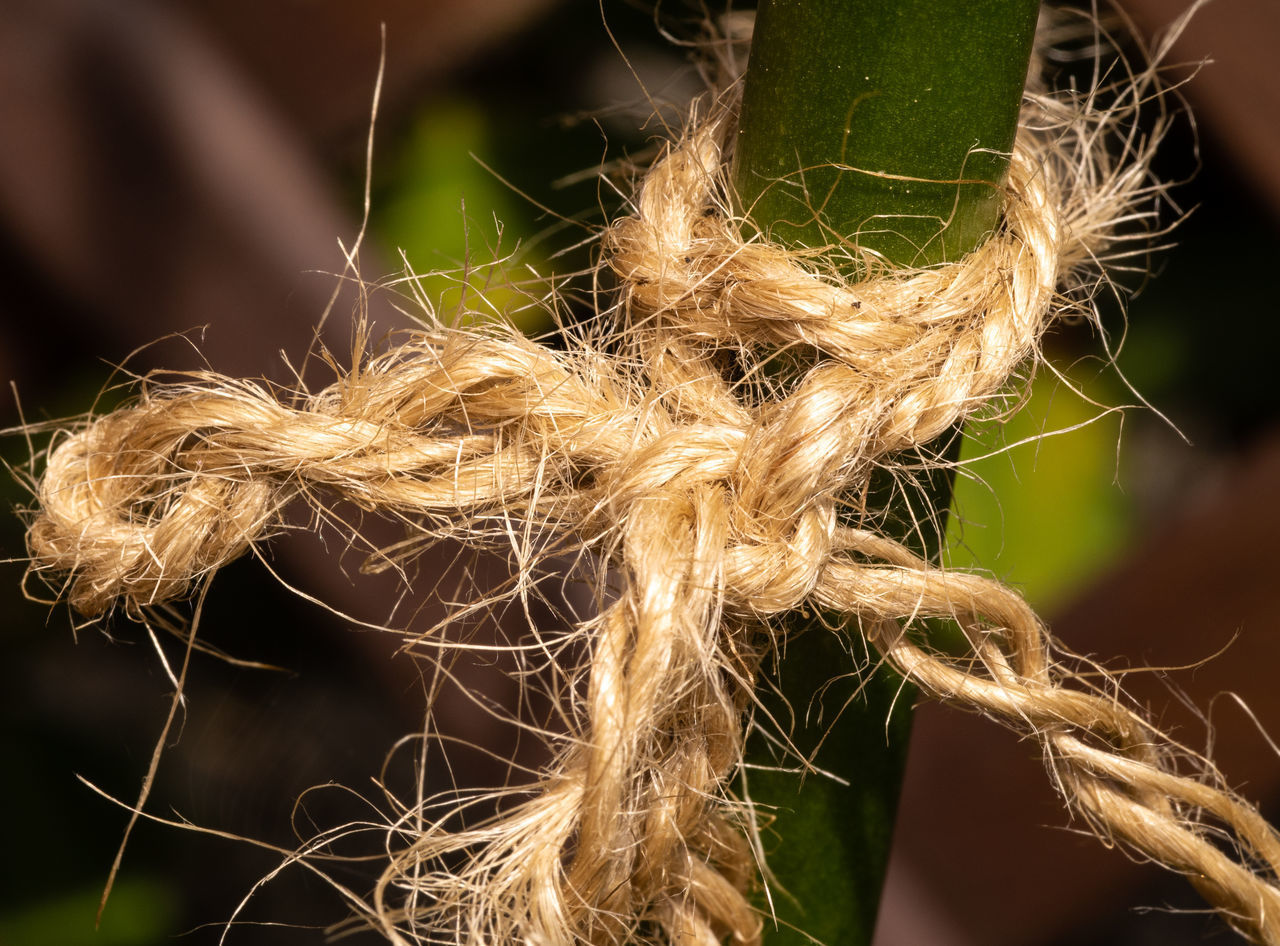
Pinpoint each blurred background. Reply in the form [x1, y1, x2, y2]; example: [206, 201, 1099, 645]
[1, 0, 1278, 943]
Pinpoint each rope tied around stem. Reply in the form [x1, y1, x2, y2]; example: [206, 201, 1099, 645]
[24, 26, 1280, 946]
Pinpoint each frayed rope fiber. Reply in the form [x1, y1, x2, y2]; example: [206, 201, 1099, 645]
[24, 16, 1280, 946]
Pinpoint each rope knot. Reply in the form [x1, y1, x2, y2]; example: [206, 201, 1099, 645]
[29, 402, 281, 616]
[25, 26, 1280, 946]
[722, 504, 835, 615]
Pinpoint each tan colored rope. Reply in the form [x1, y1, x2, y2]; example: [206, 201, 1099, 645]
[25, 24, 1280, 946]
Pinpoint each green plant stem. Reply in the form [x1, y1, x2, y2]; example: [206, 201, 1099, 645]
[733, 1, 1039, 943]
[734, 0, 1039, 266]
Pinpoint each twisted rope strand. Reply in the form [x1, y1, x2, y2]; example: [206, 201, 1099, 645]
[25, 29, 1280, 946]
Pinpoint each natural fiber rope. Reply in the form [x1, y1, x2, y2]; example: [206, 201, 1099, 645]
[25, 21, 1280, 946]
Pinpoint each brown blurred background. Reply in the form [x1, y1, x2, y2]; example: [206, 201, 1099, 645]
[2, 0, 1278, 943]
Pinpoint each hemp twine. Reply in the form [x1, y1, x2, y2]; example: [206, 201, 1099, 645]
[23, 15, 1280, 946]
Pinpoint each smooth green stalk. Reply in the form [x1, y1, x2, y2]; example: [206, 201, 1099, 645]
[734, 0, 1039, 266]
[734, 1, 1039, 943]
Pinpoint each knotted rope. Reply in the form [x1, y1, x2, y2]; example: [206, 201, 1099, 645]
[25, 29, 1280, 946]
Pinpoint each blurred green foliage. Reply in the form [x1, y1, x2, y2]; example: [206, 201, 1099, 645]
[947, 365, 1134, 613]
[371, 100, 553, 335]
[0, 878, 179, 946]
